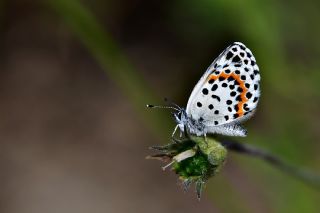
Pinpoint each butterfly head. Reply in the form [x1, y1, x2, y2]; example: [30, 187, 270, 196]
[173, 107, 188, 128]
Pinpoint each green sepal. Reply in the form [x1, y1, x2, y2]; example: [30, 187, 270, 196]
[148, 135, 228, 199]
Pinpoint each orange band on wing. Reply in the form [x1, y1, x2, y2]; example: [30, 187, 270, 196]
[208, 72, 248, 117]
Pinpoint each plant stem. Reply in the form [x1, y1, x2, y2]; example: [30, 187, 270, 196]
[221, 139, 320, 189]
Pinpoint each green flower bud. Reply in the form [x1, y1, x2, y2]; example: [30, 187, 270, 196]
[147, 135, 227, 199]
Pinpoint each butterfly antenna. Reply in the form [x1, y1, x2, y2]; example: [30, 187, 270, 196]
[146, 104, 180, 111]
[163, 97, 182, 110]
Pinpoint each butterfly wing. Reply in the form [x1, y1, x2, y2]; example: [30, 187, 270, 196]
[186, 42, 260, 129]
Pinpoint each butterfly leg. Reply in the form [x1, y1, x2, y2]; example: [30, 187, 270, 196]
[171, 124, 179, 139]
[203, 132, 209, 147]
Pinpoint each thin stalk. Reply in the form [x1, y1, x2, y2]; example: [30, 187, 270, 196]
[221, 139, 320, 189]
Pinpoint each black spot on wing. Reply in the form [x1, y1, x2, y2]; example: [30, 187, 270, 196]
[243, 103, 250, 111]
[228, 76, 235, 81]
[202, 88, 208, 95]
[211, 95, 221, 102]
[246, 92, 252, 99]
[219, 76, 226, 81]
[211, 84, 218, 91]
[236, 95, 242, 101]
[239, 45, 246, 50]
[226, 51, 234, 60]
[232, 55, 241, 63]
[250, 74, 255, 80]
[208, 79, 215, 84]
[230, 91, 237, 97]
[234, 81, 240, 86]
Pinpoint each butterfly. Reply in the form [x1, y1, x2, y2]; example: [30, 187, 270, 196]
[149, 42, 260, 138]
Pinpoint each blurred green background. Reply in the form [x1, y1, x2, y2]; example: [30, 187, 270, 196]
[1, 0, 320, 212]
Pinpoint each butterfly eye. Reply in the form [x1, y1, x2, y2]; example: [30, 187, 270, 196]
[177, 112, 182, 120]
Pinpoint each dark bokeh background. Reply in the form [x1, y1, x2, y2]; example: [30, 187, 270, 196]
[1, 0, 320, 212]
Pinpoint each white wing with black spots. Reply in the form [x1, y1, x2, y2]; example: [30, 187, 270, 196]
[185, 42, 260, 136]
